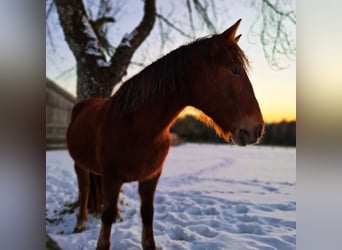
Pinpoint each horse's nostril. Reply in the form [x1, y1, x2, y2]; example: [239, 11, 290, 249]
[239, 129, 249, 146]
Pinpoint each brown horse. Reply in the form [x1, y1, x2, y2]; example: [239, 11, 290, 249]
[67, 19, 264, 250]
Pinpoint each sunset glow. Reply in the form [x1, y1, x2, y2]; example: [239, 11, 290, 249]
[179, 105, 295, 124]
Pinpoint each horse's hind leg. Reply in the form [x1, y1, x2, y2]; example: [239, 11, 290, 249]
[74, 164, 89, 233]
[139, 174, 161, 250]
[96, 177, 122, 250]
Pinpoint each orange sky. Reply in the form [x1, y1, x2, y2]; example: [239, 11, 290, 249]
[239, 39, 296, 123]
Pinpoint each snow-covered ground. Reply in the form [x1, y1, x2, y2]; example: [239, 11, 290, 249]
[46, 144, 296, 250]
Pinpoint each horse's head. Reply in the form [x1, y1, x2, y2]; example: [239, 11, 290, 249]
[189, 19, 264, 146]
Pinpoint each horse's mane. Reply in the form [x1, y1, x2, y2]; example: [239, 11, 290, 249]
[111, 35, 249, 115]
[227, 42, 250, 73]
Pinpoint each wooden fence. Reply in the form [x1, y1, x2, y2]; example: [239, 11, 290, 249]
[46, 79, 76, 149]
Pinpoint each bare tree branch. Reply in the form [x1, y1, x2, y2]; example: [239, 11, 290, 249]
[252, 0, 296, 69]
[157, 14, 167, 51]
[264, 0, 296, 23]
[46, 22, 56, 51]
[209, 0, 217, 20]
[46, 0, 55, 20]
[156, 12, 192, 39]
[186, 0, 196, 38]
[89, 16, 116, 57]
[81, 0, 125, 58]
[192, 0, 217, 33]
[108, 0, 156, 90]
[55, 65, 76, 81]
[46, 0, 56, 50]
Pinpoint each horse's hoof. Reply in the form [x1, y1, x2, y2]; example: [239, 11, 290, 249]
[73, 226, 86, 233]
[143, 244, 157, 250]
[116, 215, 124, 223]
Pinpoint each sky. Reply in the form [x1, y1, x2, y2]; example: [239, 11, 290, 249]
[46, 0, 296, 123]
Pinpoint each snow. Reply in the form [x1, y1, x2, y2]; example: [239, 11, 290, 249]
[81, 16, 102, 57]
[46, 144, 296, 249]
[80, 15, 110, 70]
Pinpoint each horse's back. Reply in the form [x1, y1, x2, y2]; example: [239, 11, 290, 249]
[67, 98, 108, 173]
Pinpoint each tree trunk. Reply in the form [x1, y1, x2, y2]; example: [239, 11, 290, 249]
[54, 0, 156, 213]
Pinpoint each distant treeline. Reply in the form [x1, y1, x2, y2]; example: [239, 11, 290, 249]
[171, 116, 296, 147]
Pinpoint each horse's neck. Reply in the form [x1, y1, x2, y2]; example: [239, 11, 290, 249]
[132, 95, 186, 137]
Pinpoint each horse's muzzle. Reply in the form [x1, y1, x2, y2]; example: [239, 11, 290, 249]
[232, 124, 264, 146]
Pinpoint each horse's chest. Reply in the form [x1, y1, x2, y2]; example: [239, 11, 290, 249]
[132, 145, 168, 180]
[111, 137, 170, 182]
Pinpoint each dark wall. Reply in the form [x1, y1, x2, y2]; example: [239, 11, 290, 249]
[171, 116, 226, 144]
[261, 121, 296, 146]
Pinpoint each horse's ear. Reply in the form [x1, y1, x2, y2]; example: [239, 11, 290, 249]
[219, 19, 242, 44]
[235, 34, 242, 43]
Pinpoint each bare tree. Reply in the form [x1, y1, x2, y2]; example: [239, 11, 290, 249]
[53, 0, 156, 100]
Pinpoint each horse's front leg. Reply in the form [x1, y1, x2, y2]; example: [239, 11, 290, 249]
[139, 173, 161, 250]
[96, 176, 122, 250]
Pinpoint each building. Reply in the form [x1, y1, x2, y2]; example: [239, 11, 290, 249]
[46, 78, 76, 149]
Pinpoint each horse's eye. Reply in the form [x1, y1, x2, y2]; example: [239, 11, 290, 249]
[230, 67, 242, 76]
